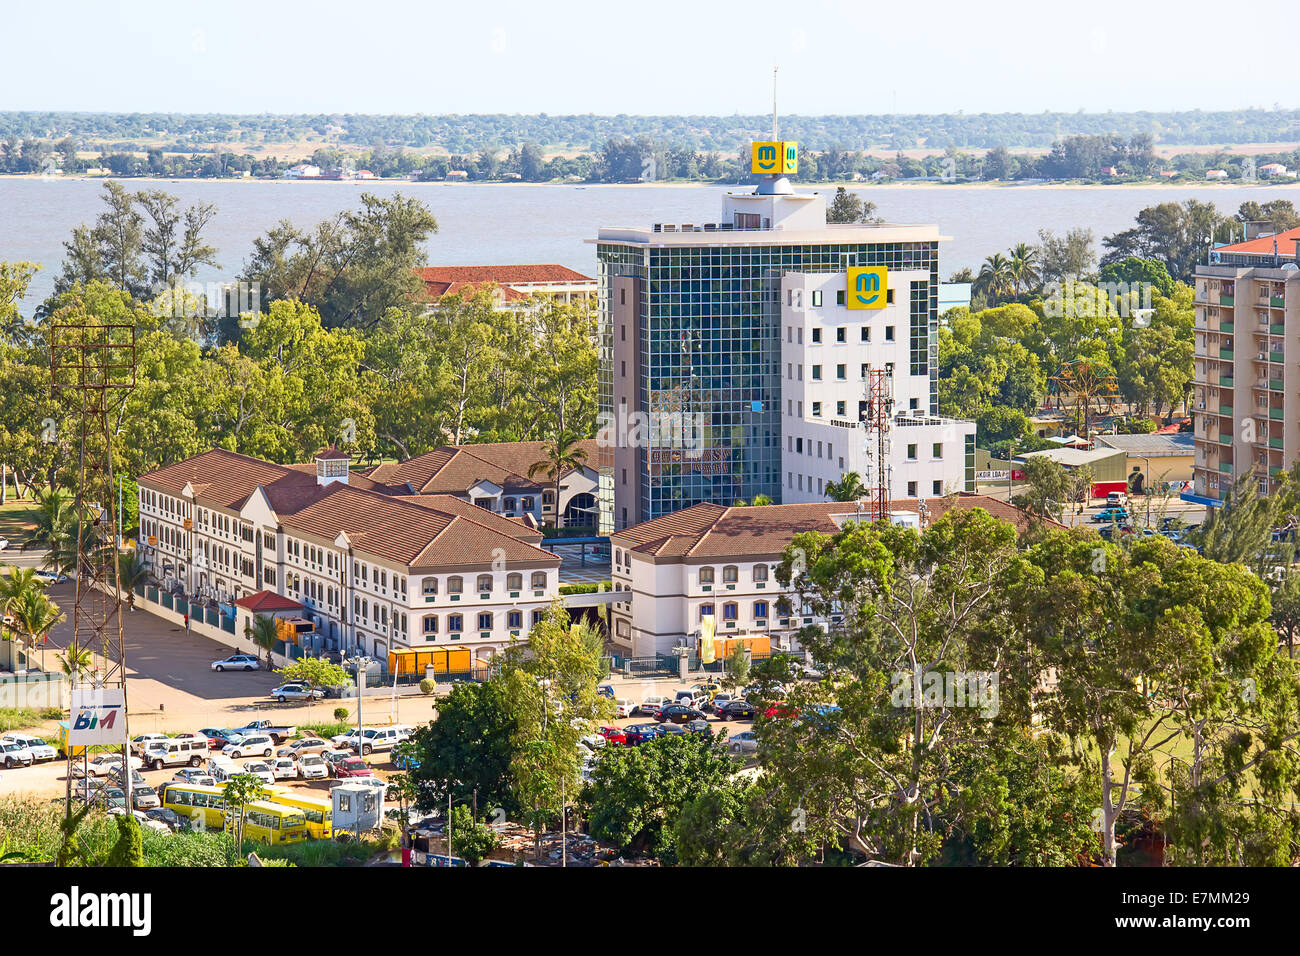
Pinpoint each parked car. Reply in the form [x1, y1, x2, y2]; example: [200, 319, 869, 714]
[33, 570, 70, 584]
[348, 726, 413, 755]
[129, 733, 169, 755]
[320, 748, 353, 774]
[1, 740, 33, 768]
[171, 768, 215, 786]
[269, 682, 324, 702]
[716, 699, 759, 721]
[1106, 491, 1129, 508]
[1091, 507, 1130, 524]
[297, 753, 329, 780]
[596, 725, 628, 746]
[623, 724, 664, 746]
[73, 753, 143, 777]
[211, 654, 260, 672]
[596, 684, 615, 700]
[198, 728, 239, 750]
[131, 785, 160, 811]
[702, 693, 733, 714]
[0, 537, 8, 551]
[241, 761, 276, 785]
[614, 698, 637, 718]
[222, 734, 274, 758]
[145, 807, 182, 832]
[637, 696, 671, 717]
[728, 731, 759, 756]
[269, 757, 299, 780]
[657, 704, 707, 724]
[277, 738, 329, 758]
[334, 756, 373, 778]
[141, 736, 209, 769]
[232, 720, 297, 744]
[659, 722, 688, 738]
[1, 733, 56, 762]
[579, 733, 607, 752]
[684, 720, 713, 736]
[95, 786, 128, 811]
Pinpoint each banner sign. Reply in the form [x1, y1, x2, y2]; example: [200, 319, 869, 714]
[69, 688, 127, 745]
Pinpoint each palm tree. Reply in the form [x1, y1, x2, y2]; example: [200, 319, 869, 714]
[245, 614, 278, 670]
[975, 253, 1014, 305]
[7, 589, 64, 673]
[22, 486, 76, 558]
[116, 551, 152, 610]
[0, 566, 44, 647]
[527, 432, 589, 531]
[55, 637, 95, 687]
[825, 471, 869, 502]
[1008, 242, 1041, 296]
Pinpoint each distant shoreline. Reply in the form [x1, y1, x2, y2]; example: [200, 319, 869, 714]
[3, 173, 1300, 191]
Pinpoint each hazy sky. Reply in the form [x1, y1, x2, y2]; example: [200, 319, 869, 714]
[7, 0, 1292, 115]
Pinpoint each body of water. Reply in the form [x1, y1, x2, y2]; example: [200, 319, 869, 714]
[4, 177, 1300, 308]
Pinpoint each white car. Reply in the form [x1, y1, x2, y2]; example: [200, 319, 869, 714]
[638, 696, 671, 717]
[296, 753, 329, 780]
[73, 753, 144, 777]
[269, 757, 299, 780]
[241, 761, 276, 785]
[614, 698, 637, 718]
[1, 740, 33, 768]
[332, 726, 412, 754]
[1, 733, 56, 762]
[211, 654, 259, 672]
[579, 733, 607, 752]
[0, 537, 9, 551]
[33, 569, 69, 584]
[222, 734, 274, 758]
[130, 733, 170, 755]
[269, 682, 325, 702]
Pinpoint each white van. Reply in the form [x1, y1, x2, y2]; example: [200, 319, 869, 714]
[141, 736, 208, 770]
[0, 732, 57, 762]
[207, 756, 245, 785]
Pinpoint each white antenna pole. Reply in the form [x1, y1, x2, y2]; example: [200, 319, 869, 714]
[773, 66, 779, 141]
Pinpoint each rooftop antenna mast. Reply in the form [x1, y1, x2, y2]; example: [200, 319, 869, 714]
[772, 66, 780, 140]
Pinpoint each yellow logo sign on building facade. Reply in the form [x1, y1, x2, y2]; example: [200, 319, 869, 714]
[846, 266, 888, 310]
[751, 141, 798, 175]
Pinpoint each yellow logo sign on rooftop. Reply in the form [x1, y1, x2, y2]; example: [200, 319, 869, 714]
[752, 141, 798, 175]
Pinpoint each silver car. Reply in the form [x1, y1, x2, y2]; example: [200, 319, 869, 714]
[728, 731, 759, 756]
[269, 682, 324, 702]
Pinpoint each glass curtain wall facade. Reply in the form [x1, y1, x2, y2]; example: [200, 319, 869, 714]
[598, 238, 940, 531]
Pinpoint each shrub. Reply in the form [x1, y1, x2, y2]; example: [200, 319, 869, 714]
[333, 707, 350, 722]
[419, 678, 436, 696]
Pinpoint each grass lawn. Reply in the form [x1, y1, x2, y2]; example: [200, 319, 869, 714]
[0, 497, 38, 550]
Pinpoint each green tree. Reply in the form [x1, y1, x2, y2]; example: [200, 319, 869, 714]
[825, 187, 878, 224]
[583, 733, 735, 862]
[1011, 455, 1071, 523]
[447, 803, 500, 865]
[528, 431, 589, 531]
[721, 643, 751, 693]
[275, 657, 351, 690]
[824, 471, 867, 502]
[102, 813, 144, 867]
[407, 679, 520, 816]
[222, 773, 269, 857]
[244, 614, 278, 670]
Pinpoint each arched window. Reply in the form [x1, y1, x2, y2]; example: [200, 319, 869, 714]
[699, 603, 715, 620]
[507, 572, 523, 591]
[723, 565, 738, 583]
[753, 564, 769, 582]
[753, 600, 769, 619]
[531, 571, 546, 589]
[508, 610, 522, 629]
[478, 612, 493, 630]
[448, 614, 463, 632]
[423, 577, 437, 599]
[723, 602, 738, 620]
[477, 574, 493, 593]
[699, 567, 715, 584]
[448, 576, 463, 594]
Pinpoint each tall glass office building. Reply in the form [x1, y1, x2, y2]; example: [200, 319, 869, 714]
[592, 177, 951, 533]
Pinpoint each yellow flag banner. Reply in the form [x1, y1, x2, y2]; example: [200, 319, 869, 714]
[700, 614, 717, 665]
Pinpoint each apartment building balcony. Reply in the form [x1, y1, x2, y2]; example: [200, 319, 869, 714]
[1220, 295, 1235, 306]
[1270, 408, 1285, 420]
[1220, 347, 1235, 360]
[1271, 350, 1285, 363]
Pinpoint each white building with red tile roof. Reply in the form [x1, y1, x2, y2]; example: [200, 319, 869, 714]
[137, 447, 562, 670]
[608, 495, 1054, 657]
[416, 264, 595, 308]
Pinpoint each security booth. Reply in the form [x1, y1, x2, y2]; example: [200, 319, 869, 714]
[332, 781, 385, 837]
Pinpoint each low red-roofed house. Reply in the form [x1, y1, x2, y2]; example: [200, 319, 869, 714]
[416, 264, 595, 309]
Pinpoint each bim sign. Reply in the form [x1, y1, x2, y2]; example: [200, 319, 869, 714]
[69, 688, 127, 745]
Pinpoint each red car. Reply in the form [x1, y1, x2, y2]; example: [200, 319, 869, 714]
[334, 756, 373, 778]
[763, 702, 799, 720]
[597, 726, 628, 746]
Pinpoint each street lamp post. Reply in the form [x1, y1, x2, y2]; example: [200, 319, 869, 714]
[1139, 456, 1153, 528]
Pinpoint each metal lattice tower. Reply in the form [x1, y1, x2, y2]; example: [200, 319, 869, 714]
[50, 308, 136, 805]
[863, 369, 894, 522]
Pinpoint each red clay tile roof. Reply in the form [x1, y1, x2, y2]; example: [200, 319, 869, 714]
[611, 495, 1059, 560]
[139, 448, 559, 571]
[314, 446, 351, 460]
[233, 590, 304, 612]
[1214, 226, 1300, 257]
[417, 265, 594, 302]
[362, 441, 596, 496]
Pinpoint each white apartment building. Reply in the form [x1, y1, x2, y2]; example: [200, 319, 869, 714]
[608, 494, 1039, 658]
[137, 447, 562, 671]
[779, 271, 975, 502]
